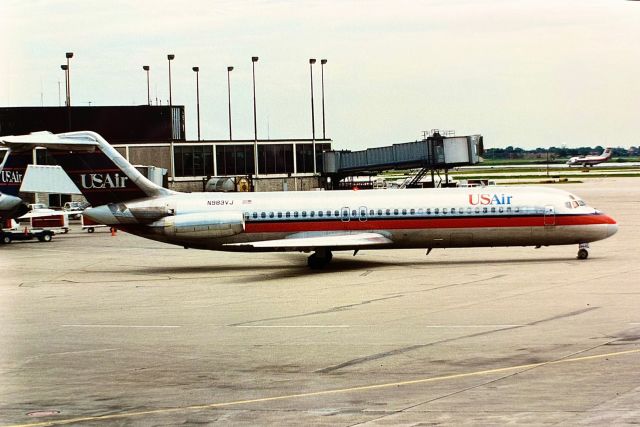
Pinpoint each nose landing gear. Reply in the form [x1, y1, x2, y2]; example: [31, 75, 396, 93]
[308, 249, 333, 269]
[577, 243, 590, 260]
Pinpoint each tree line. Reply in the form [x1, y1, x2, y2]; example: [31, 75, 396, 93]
[484, 146, 638, 160]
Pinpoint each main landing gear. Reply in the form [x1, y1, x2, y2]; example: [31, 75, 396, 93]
[308, 249, 333, 269]
[577, 243, 590, 260]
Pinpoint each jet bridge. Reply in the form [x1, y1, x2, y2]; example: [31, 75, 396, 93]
[322, 131, 483, 189]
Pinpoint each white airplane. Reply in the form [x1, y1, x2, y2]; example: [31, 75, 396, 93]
[0, 131, 618, 267]
[566, 148, 612, 167]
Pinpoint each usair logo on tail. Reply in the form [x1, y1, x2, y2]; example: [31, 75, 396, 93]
[80, 173, 129, 189]
[0, 170, 23, 184]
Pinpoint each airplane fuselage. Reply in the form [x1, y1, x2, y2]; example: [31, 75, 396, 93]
[85, 186, 617, 252]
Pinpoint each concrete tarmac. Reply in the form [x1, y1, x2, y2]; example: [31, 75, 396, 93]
[1, 178, 639, 426]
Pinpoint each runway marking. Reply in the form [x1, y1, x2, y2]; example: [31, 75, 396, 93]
[20, 349, 119, 366]
[61, 325, 181, 329]
[421, 325, 524, 328]
[235, 325, 350, 328]
[4, 348, 639, 427]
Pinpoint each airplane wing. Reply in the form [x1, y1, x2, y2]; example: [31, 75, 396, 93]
[224, 232, 393, 251]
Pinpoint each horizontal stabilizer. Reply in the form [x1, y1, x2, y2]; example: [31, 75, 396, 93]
[1, 131, 98, 151]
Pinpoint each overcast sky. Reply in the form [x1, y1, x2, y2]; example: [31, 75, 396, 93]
[1, 0, 638, 150]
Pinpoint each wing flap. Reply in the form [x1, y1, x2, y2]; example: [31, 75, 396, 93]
[225, 232, 393, 250]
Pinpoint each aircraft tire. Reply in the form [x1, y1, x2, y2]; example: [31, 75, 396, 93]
[308, 251, 332, 269]
[577, 248, 589, 260]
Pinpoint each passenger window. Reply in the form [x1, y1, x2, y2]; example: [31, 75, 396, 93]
[302, 211, 307, 217]
[318, 211, 323, 217]
[326, 210, 331, 217]
[514, 207, 520, 213]
[506, 207, 511, 213]
[482, 207, 488, 213]
[443, 208, 448, 214]
[467, 207, 472, 214]
[377, 209, 383, 216]
[393, 209, 399, 215]
[252, 212, 258, 219]
[490, 207, 496, 213]
[498, 207, 503, 213]
[269, 212, 274, 218]
[286, 212, 291, 218]
[426, 208, 431, 214]
[260, 212, 266, 218]
[418, 208, 424, 215]
[474, 207, 480, 214]
[351, 210, 357, 217]
[386, 209, 391, 216]
[294, 211, 299, 218]
[310, 211, 315, 217]
[410, 209, 415, 215]
[402, 209, 407, 215]
[369, 209, 374, 216]
[334, 210, 339, 217]
[277, 212, 282, 218]
[434, 208, 439, 214]
[451, 208, 456, 214]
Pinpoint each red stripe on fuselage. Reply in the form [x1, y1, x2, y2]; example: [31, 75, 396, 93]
[243, 214, 615, 234]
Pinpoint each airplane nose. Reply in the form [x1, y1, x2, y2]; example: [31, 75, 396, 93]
[607, 223, 618, 238]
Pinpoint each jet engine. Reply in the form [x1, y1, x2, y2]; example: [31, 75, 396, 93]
[153, 211, 244, 238]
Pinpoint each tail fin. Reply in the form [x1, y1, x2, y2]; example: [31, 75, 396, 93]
[0, 148, 31, 197]
[1, 131, 174, 206]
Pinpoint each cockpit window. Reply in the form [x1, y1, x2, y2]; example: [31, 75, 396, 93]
[577, 200, 586, 206]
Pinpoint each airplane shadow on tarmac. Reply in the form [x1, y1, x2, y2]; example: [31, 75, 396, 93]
[129, 255, 579, 282]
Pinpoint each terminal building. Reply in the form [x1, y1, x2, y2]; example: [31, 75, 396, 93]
[0, 106, 331, 205]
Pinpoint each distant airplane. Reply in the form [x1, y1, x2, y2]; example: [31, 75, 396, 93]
[566, 148, 612, 167]
[0, 131, 618, 266]
[0, 149, 31, 223]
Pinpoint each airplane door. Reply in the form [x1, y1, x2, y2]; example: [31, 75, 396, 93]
[359, 206, 368, 222]
[341, 207, 350, 222]
[544, 205, 555, 226]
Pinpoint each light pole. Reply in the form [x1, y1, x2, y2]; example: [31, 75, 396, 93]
[192, 66, 200, 141]
[320, 59, 327, 140]
[309, 58, 317, 174]
[61, 64, 71, 131]
[227, 66, 233, 140]
[251, 56, 259, 176]
[167, 54, 175, 139]
[143, 66, 150, 105]
[65, 52, 73, 106]
[60, 64, 69, 107]
[167, 54, 175, 106]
